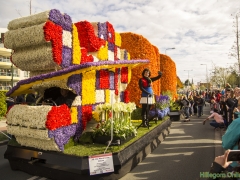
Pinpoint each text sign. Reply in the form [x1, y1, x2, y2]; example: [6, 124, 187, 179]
[89, 153, 114, 175]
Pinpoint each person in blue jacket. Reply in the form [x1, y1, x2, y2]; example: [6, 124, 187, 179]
[222, 111, 240, 169]
[139, 68, 162, 127]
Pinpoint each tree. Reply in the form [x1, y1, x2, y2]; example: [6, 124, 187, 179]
[209, 66, 230, 88]
[184, 79, 191, 87]
[228, 11, 240, 73]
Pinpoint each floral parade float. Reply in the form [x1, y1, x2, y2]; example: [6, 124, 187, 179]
[4, 9, 173, 180]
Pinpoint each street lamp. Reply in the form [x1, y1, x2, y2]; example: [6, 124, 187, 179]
[165, 47, 175, 54]
[200, 64, 208, 90]
[184, 70, 193, 89]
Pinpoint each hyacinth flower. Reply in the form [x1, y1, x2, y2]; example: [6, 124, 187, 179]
[155, 95, 170, 110]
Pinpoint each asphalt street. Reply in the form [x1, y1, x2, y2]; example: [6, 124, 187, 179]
[120, 103, 224, 180]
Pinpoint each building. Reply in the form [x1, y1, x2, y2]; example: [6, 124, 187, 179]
[0, 28, 28, 91]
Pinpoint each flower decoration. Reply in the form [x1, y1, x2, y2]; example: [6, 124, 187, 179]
[120, 32, 161, 107]
[106, 21, 115, 43]
[160, 54, 177, 96]
[46, 104, 71, 130]
[48, 124, 77, 151]
[121, 67, 128, 83]
[124, 90, 130, 103]
[97, 42, 108, 60]
[74, 21, 105, 52]
[71, 107, 78, 123]
[72, 24, 81, 65]
[82, 71, 96, 105]
[92, 102, 137, 139]
[115, 32, 121, 47]
[81, 105, 92, 130]
[74, 106, 83, 141]
[99, 69, 110, 89]
[67, 74, 82, 95]
[44, 21, 63, 65]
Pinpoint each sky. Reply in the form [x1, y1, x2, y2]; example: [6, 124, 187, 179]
[0, 0, 240, 85]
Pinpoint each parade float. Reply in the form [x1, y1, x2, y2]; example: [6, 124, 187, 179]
[3, 9, 175, 180]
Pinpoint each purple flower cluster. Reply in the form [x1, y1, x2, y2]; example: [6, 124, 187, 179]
[124, 50, 128, 60]
[62, 46, 72, 68]
[49, 9, 72, 31]
[108, 42, 115, 52]
[120, 91, 124, 102]
[6, 60, 149, 96]
[67, 74, 82, 95]
[155, 95, 170, 110]
[74, 106, 83, 141]
[98, 22, 107, 40]
[109, 71, 114, 90]
[95, 70, 100, 89]
[48, 124, 77, 151]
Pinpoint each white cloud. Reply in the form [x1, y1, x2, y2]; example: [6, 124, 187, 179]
[0, 0, 240, 85]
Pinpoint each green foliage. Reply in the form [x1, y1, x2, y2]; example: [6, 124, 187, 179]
[131, 107, 142, 120]
[0, 91, 7, 117]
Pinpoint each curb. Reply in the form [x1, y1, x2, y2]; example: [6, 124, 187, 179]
[0, 140, 8, 146]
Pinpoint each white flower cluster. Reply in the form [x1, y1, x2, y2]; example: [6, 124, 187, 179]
[95, 102, 136, 113]
[32, 79, 70, 93]
[5, 23, 47, 49]
[11, 43, 57, 71]
[71, 96, 82, 106]
[63, 30, 72, 48]
[16, 136, 60, 151]
[7, 105, 52, 129]
[7, 11, 50, 30]
[7, 126, 50, 140]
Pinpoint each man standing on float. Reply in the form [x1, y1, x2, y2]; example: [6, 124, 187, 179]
[139, 68, 162, 127]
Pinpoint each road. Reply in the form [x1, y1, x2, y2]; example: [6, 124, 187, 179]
[120, 104, 224, 180]
[0, 104, 223, 180]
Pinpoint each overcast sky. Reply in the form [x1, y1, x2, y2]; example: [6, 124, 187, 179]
[0, 0, 239, 84]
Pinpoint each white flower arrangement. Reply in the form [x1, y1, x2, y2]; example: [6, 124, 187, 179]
[71, 95, 82, 106]
[12, 43, 58, 71]
[8, 10, 50, 30]
[62, 30, 72, 48]
[7, 126, 50, 140]
[16, 136, 60, 151]
[93, 102, 137, 139]
[5, 23, 47, 49]
[7, 105, 52, 129]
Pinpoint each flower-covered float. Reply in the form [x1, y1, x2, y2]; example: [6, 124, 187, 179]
[4, 9, 174, 179]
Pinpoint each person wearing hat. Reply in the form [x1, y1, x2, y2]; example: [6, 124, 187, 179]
[139, 68, 162, 127]
[54, 88, 76, 108]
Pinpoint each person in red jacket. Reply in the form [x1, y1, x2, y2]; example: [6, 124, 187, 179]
[139, 68, 162, 127]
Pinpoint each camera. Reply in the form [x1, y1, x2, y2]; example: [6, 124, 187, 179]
[227, 150, 240, 161]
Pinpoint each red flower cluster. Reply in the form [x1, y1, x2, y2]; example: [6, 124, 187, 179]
[81, 105, 92, 129]
[99, 69, 110, 89]
[75, 21, 105, 52]
[121, 67, 128, 83]
[106, 22, 115, 43]
[80, 47, 93, 64]
[44, 21, 63, 65]
[124, 90, 130, 103]
[114, 46, 118, 60]
[46, 104, 71, 130]
[114, 68, 119, 95]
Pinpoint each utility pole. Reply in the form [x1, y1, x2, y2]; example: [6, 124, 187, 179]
[30, 0, 32, 15]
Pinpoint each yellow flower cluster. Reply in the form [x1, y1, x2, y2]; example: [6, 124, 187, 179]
[97, 42, 108, 60]
[70, 107, 78, 123]
[82, 71, 96, 105]
[115, 32, 122, 47]
[72, 24, 81, 65]
[120, 32, 161, 107]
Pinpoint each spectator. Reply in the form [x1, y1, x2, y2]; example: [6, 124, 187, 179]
[196, 94, 204, 117]
[26, 93, 36, 105]
[203, 108, 225, 129]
